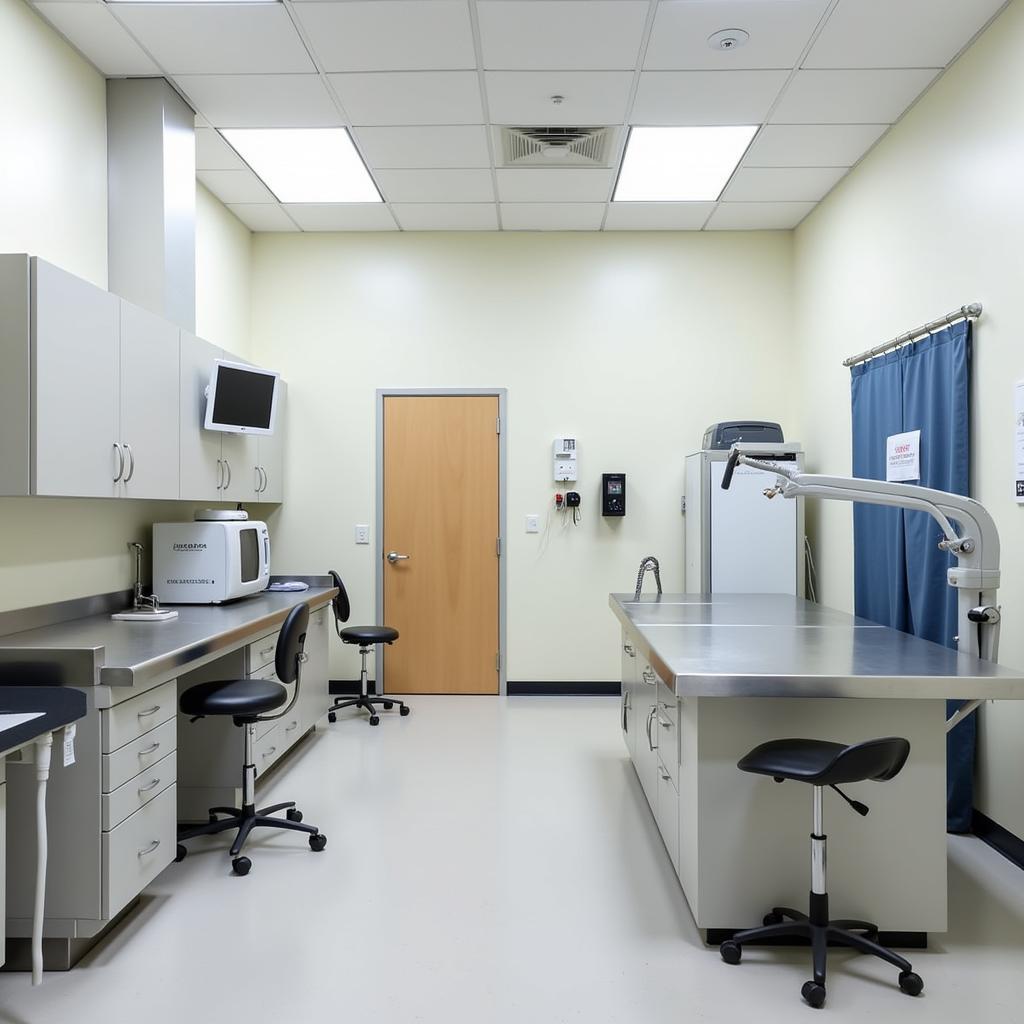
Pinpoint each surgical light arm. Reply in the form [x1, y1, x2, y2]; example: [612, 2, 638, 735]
[722, 448, 1002, 732]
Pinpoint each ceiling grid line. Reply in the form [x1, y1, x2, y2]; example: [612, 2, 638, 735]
[466, 0, 503, 232]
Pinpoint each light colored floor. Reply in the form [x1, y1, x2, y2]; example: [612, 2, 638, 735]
[2, 696, 1024, 1023]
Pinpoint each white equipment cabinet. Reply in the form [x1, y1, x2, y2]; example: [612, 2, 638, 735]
[684, 443, 805, 595]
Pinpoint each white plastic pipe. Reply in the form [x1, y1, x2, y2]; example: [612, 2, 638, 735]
[32, 733, 52, 986]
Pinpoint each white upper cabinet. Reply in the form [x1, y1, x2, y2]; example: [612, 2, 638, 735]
[120, 302, 180, 499]
[33, 259, 121, 498]
[219, 429, 259, 503]
[255, 381, 286, 503]
[179, 331, 226, 501]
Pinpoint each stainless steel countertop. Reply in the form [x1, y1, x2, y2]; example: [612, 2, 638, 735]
[611, 593, 1024, 699]
[0, 588, 336, 690]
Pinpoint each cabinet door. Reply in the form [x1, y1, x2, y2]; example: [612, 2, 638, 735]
[300, 603, 329, 731]
[620, 635, 638, 757]
[120, 302, 180, 499]
[220, 430, 259, 503]
[33, 259, 120, 496]
[179, 332, 224, 501]
[255, 380, 286, 503]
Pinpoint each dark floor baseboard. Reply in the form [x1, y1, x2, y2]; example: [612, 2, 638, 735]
[329, 679, 377, 696]
[507, 681, 621, 696]
[973, 809, 1024, 870]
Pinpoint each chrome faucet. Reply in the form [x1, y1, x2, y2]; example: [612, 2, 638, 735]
[128, 542, 162, 614]
[634, 556, 662, 601]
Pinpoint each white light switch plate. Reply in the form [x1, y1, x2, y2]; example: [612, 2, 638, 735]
[355, 524, 370, 544]
[525, 514, 539, 534]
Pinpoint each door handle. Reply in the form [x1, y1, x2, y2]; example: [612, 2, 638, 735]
[123, 443, 135, 482]
[386, 551, 411, 564]
[259, 467, 268, 493]
[646, 706, 658, 752]
[113, 443, 125, 482]
[223, 459, 232, 490]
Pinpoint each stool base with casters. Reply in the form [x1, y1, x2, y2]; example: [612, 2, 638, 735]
[719, 737, 923, 1009]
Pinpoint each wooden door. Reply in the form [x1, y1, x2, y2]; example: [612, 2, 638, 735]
[382, 395, 500, 694]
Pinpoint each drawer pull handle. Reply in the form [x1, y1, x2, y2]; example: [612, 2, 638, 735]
[137, 705, 161, 718]
[138, 777, 161, 794]
[262, 746, 277, 759]
[285, 721, 298, 732]
[642, 669, 657, 685]
[259, 646, 274, 659]
[623, 644, 635, 657]
[137, 839, 161, 857]
[660, 770, 671, 782]
[658, 717, 672, 729]
[138, 742, 161, 756]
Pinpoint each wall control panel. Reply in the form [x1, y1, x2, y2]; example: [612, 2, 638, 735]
[553, 437, 578, 482]
[601, 473, 625, 517]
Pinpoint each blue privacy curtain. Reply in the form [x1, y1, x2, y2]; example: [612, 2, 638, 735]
[851, 321, 973, 832]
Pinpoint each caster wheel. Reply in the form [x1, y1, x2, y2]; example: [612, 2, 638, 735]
[309, 833, 327, 852]
[400, 705, 410, 716]
[801, 982, 826, 1008]
[719, 941, 742, 965]
[327, 711, 337, 724]
[763, 911, 784, 926]
[175, 844, 188, 863]
[287, 808, 303, 823]
[898, 971, 924, 997]
[369, 715, 380, 726]
[208, 813, 219, 824]
[232, 856, 252, 876]
[383, 701, 394, 710]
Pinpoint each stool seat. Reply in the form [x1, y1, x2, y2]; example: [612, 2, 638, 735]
[180, 677, 287, 719]
[339, 625, 399, 646]
[738, 736, 910, 787]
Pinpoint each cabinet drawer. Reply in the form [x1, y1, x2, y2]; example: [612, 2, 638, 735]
[280, 708, 303, 750]
[656, 708, 679, 784]
[103, 717, 176, 792]
[658, 679, 676, 713]
[249, 665, 294, 738]
[247, 632, 278, 673]
[102, 783, 176, 919]
[102, 679, 177, 753]
[256, 724, 280, 773]
[656, 764, 680, 873]
[102, 751, 176, 830]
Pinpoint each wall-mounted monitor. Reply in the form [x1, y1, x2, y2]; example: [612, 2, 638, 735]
[204, 359, 280, 435]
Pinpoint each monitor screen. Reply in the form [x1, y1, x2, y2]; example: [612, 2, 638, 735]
[205, 361, 279, 434]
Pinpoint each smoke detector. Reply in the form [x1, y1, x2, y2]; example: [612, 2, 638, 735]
[708, 28, 750, 51]
[498, 126, 615, 168]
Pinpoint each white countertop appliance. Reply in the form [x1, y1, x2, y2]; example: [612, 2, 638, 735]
[153, 513, 270, 604]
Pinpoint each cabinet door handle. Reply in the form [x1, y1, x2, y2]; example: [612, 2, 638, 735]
[137, 705, 161, 718]
[260, 467, 269, 493]
[262, 746, 277, 759]
[137, 839, 161, 857]
[137, 777, 161, 794]
[224, 459, 232, 490]
[138, 742, 161, 757]
[217, 459, 224, 490]
[646, 706, 658, 752]
[658, 716, 672, 730]
[123, 443, 135, 482]
[623, 644, 635, 657]
[621, 693, 628, 731]
[660, 769, 671, 782]
[285, 720, 298, 733]
[113, 443, 125, 482]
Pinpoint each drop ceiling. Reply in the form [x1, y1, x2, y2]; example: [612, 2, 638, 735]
[32, 0, 1009, 232]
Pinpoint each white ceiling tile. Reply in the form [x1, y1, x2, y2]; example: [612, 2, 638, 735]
[226, 204, 300, 232]
[723, 166, 848, 202]
[292, 1, 476, 73]
[744, 124, 888, 167]
[806, 0, 1008, 70]
[645, 0, 829, 71]
[485, 72, 635, 125]
[329, 72, 484, 125]
[770, 70, 940, 124]
[495, 168, 613, 202]
[354, 126, 491, 169]
[283, 204, 399, 230]
[112, 4, 315, 74]
[33, 3, 159, 75]
[705, 201, 816, 230]
[604, 202, 714, 230]
[196, 128, 246, 171]
[175, 75, 341, 129]
[374, 169, 495, 203]
[478, 1, 648, 71]
[197, 168, 276, 204]
[392, 204, 500, 230]
[632, 71, 790, 125]
[500, 203, 606, 230]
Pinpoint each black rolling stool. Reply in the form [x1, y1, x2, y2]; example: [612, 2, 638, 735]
[719, 736, 923, 1008]
[325, 569, 410, 727]
[175, 604, 327, 875]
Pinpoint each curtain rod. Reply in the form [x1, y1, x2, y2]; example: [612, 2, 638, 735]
[842, 303, 983, 368]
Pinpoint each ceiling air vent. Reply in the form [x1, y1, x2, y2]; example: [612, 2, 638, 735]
[499, 126, 614, 168]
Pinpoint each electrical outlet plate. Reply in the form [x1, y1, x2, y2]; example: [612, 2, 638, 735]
[525, 514, 539, 534]
[355, 524, 370, 544]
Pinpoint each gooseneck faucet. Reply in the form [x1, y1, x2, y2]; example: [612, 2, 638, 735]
[128, 542, 162, 614]
[634, 556, 662, 601]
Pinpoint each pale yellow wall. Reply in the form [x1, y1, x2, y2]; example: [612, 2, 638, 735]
[249, 230, 796, 682]
[0, 0, 253, 616]
[793, 0, 1024, 832]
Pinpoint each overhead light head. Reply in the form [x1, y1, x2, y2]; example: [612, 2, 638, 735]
[220, 128, 381, 204]
[613, 125, 758, 203]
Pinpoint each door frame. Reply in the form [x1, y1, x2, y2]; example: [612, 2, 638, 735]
[375, 388, 509, 696]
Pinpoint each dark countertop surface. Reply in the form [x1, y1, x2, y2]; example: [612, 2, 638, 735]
[0, 687, 87, 756]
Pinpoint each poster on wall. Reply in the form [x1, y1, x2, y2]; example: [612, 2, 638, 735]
[1016, 380, 1024, 504]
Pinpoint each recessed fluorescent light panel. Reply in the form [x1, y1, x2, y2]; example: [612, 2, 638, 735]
[221, 128, 381, 204]
[613, 126, 758, 203]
